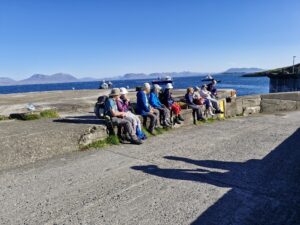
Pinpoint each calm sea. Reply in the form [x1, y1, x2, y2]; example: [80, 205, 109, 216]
[0, 73, 269, 96]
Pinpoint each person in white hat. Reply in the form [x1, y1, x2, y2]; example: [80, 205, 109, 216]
[200, 84, 223, 114]
[149, 84, 171, 127]
[193, 86, 214, 116]
[116, 87, 146, 140]
[105, 88, 142, 145]
[162, 83, 184, 125]
[135, 83, 159, 134]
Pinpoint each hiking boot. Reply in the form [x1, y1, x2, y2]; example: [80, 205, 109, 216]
[215, 109, 224, 114]
[147, 128, 156, 135]
[178, 114, 185, 121]
[174, 117, 181, 125]
[131, 138, 143, 145]
[162, 120, 171, 128]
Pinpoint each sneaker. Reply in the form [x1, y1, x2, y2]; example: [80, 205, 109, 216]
[178, 114, 185, 121]
[208, 109, 215, 116]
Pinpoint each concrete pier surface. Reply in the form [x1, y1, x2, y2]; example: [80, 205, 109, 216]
[1, 111, 299, 225]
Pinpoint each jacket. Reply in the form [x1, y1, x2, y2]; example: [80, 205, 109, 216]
[162, 89, 174, 108]
[185, 93, 196, 106]
[149, 91, 163, 108]
[136, 90, 150, 116]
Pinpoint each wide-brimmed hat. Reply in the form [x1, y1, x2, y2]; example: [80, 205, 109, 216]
[194, 86, 200, 91]
[109, 88, 120, 97]
[153, 84, 162, 90]
[120, 87, 128, 95]
[165, 83, 173, 89]
[143, 83, 151, 90]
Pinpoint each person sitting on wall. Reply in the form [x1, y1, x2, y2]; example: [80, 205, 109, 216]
[162, 83, 184, 125]
[149, 84, 172, 127]
[136, 83, 159, 135]
[207, 79, 218, 98]
[200, 84, 223, 114]
[104, 88, 142, 145]
[185, 87, 206, 122]
[116, 87, 146, 140]
[193, 86, 215, 116]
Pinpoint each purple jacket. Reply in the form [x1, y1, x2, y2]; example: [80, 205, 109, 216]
[116, 98, 130, 112]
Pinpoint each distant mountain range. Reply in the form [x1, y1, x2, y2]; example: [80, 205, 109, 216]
[0, 73, 99, 86]
[0, 68, 264, 86]
[223, 68, 264, 74]
[116, 71, 207, 80]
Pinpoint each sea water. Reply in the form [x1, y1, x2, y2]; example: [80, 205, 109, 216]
[0, 73, 269, 96]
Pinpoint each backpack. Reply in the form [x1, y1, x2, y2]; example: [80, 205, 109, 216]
[94, 95, 109, 119]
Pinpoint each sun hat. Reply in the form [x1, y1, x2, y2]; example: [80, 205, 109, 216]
[143, 83, 151, 90]
[109, 88, 120, 97]
[201, 84, 207, 89]
[194, 86, 200, 91]
[165, 83, 173, 89]
[153, 84, 162, 90]
[120, 87, 128, 95]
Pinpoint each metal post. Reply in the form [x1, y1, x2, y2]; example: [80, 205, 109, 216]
[293, 56, 296, 74]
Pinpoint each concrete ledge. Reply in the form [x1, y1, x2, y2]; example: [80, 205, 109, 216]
[261, 99, 297, 113]
[0, 118, 108, 171]
[261, 91, 300, 101]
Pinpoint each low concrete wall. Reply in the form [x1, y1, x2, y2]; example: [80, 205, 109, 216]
[225, 95, 261, 117]
[224, 91, 300, 117]
[261, 92, 300, 113]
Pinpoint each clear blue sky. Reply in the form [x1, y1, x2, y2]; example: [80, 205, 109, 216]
[0, 0, 299, 79]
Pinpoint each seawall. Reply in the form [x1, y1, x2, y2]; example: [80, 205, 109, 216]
[1, 90, 299, 171]
[225, 91, 300, 117]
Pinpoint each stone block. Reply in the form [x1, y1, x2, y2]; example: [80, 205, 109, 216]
[243, 106, 261, 116]
[78, 125, 108, 146]
[261, 92, 300, 101]
[236, 98, 243, 115]
[242, 96, 261, 108]
[297, 101, 300, 110]
[261, 99, 297, 113]
[225, 101, 237, 117]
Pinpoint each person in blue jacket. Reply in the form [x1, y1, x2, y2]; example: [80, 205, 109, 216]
[136, 83, 159, 134]
[149, 84, 171, 127]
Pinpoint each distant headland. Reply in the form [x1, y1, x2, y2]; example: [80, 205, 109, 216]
[0, 68, 264, 86]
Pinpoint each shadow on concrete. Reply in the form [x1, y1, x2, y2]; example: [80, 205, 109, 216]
[131, 129, 300, 225]
[53, 115, 105, 125]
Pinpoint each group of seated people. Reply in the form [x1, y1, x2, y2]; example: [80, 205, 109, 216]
[104, 79, 222, 145]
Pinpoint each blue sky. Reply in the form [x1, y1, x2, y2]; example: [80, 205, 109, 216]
[0, 0, 299, 79]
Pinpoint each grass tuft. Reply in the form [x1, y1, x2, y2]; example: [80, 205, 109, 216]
[206, 118, 216, 123]
[142, 127, 152, 137]
[0, 115, 9, 121]
[80, 135, 120, 150]
[106, 135, 120, 145]
[142, 126, 171, 137]
[40, 109, 60, 118]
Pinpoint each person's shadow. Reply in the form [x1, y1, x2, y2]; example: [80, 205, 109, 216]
[131, 128, 300, 225]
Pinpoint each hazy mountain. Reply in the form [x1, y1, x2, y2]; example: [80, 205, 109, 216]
[0, 77, 16, 85]
[224, 68, 264, 74]
[20, 73, 78, 84]
[119, 71, 207, 80]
